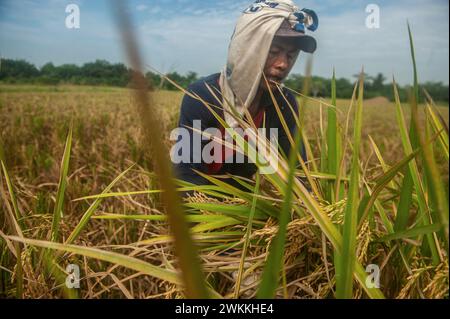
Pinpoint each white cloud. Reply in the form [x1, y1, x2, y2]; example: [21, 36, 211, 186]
[138, 9, 239, 74]
[136, 4, 148, 12]
[304, 0, 449, 84]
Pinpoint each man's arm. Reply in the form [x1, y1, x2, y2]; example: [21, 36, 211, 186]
[172, 85, 214, 188]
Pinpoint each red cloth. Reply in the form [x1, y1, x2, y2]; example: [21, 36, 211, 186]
[206, 110, 265, 174]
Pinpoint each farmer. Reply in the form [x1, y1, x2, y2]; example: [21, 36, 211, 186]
[172, 0, 318, 192]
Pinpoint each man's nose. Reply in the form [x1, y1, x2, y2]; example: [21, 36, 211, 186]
[274, 54, 289, 70]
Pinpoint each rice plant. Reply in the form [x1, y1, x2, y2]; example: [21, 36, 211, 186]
[0, 23, 448, 299]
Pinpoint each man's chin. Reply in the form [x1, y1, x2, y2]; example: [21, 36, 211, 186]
[262, 82, 280, 92]
[259, 78, 283, 92]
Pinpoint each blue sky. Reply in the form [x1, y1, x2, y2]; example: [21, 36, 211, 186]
[0, 0, 448, 85]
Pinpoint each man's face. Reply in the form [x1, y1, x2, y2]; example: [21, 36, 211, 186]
[261, 37, 300, 91]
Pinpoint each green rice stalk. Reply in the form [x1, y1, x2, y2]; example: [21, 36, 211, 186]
[269, 79, 321, 198]
[425, 104, 449, 161]
[1, 160, 77, 298]
[358, 141, 428, 229]
[191, 172, 282, 221]
[51, 122, 73, 242]
[328, 71, 345, 298]
[41, 250, 79, 299]
[10, 236, 180, 284]
[406, 24, 443, 263]
[73, 184, 228, 202]
[411, 92, 449, 250]
[234, 172, 260, 298]
[279, 88, 319, 173]
[335, 81, 359, 206]
[93, 214, 238, 223]
[393, 79, 441, 265]
[362, 182, 394, 234]
[368, 135, 398, 192]
[0, 166, 23, 298]
[184, 202, 267, 220]
[256, 101, 302, 299]
[190, 219, 242, 233]
[114, 2, 208, 298]
[326, 69, 342, 203]
[379, 223, 443, 242]
[337, 71, 364, 299]
[425, 111, 448, 247]
[1, 161, 23, 229]
[158, 63, 385, 299]
[392, 81, 416, 232]
[66, 164, 135, 244]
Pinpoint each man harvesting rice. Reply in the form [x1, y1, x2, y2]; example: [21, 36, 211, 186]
[172, 0, 318, 192]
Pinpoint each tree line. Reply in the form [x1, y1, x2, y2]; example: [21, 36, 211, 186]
[1, 58, 448, 103]
[0, 59, 198, 90]
[284, 73, 449, 103]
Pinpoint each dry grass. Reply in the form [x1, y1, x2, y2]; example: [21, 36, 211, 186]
[0, 84, 448, 298]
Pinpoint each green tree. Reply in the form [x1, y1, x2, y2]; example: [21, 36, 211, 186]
[371, 73, 386, 92]
[0, 59, 39, 80]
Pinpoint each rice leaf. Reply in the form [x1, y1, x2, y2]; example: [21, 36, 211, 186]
[66, 164, 135, 244]
[115, 2, 210, 298]
[406, 24, 443, 263]
[256, 120, 300, 299]
[1, 160, 24, 230]
[411, 88, 449, 250]
[326, 69, 340, 202]
[184, 202, 266, 221]
[234, 172, 260, 298]
[257, 64, 311, 299]
[337, 71, 364, 299]
[379, 224, 443, 242]
[0, 163, 24, 298]
[92, 214, 233, 223]
[425, 105, 449, 161]
[358, 142, 424, 228]
[51, 122, 73, 242]
[9, 236, 181, 284]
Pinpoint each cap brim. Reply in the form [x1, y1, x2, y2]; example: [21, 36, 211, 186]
[274, 34, 317, 54]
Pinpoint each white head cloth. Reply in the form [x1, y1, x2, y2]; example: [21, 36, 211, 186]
[219, 0, 301, 128]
